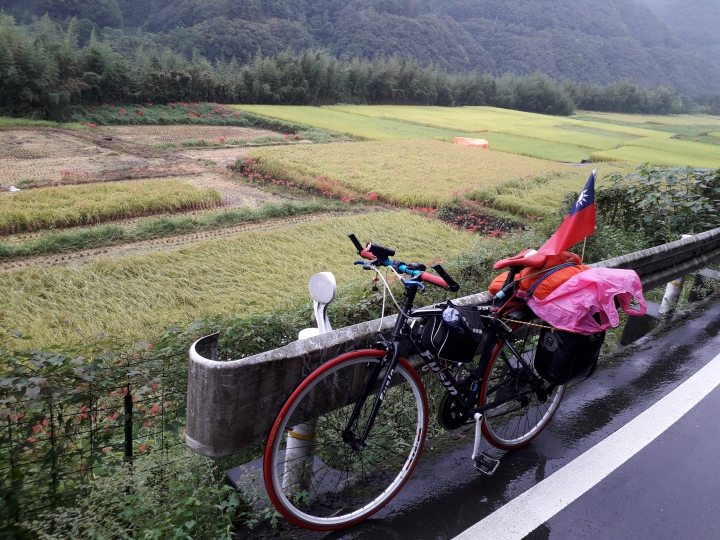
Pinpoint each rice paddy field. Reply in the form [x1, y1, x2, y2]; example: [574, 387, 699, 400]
[1, 104, 718, 350]
[0, 211, 480, 346]
[236, 105, 720, 168]
[248, 139, 602, 210]
[0, 179, 222, 234]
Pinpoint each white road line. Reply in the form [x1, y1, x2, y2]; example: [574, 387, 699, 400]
[453, 351, 720, 540]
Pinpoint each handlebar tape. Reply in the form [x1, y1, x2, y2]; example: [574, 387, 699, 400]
[420, 272, 449, 290]
[431, 263, 460, 292]
[360, 249, 375, 260]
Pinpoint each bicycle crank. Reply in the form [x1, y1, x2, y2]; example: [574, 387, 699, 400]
[471, 413, 500, 476]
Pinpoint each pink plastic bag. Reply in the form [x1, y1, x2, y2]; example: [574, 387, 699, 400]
[526, 268, 646, 335]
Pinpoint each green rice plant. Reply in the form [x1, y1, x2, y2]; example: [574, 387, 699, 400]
[576, 112, 720, 127]
[472, 132, 592, 162]
[237, 104, 584, 163]
[0, 211, 480, 347]
[624, 137, 720, 160]
[233, 105, 482, 141]
[590, 146, 720, 168]
[247, 140, 568, 208]
[330, 105, 658, 146]
[0, 179, 222, 234]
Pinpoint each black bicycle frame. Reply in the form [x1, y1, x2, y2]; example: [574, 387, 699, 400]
[342, 280, 547, 449]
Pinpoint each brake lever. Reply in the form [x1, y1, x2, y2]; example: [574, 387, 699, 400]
[403, 280, 425, 292]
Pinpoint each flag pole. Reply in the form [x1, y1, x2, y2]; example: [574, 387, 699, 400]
[580, 169, 596, 263]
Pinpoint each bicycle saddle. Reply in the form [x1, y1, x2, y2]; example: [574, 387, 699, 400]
[492, 249, 548, 270]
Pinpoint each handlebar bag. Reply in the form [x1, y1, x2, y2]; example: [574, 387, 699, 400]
[534, 327, 605, 385]
[420, 303, 484, 363]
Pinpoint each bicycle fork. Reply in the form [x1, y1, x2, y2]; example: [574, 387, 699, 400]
[341, 285, 419, 451]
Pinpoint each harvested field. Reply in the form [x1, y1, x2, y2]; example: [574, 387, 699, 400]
[180, 147, 252, 168]
[103, 125, 278, 145]
[0, 129, 167, 187]
[0, 178, 222, 234]
[0, 211, 480, 347]
[184, 172, 285, 208]
[248, 139, 567, 207]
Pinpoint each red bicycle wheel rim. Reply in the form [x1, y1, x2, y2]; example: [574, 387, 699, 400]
[263, 349, 428, 531]
[479, 327, 564, 450]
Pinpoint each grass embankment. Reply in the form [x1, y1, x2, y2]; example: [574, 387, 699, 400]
[0, 179, 221, 235]
[245, 139, 571, 209]
[0, 201, 349, 261]
[0, 211, 480, 347]
[72, 103, 344, 142]
[0, 117, 90, 130]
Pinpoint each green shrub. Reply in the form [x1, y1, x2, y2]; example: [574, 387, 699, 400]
[27, 450, 242, 540]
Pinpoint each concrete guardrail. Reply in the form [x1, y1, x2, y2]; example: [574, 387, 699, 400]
[187, 226, 720, 458]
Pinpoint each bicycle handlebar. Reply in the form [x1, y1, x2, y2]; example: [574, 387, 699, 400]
[347, 233, 460, 292]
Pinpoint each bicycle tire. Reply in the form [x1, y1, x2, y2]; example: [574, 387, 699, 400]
[479, 317, 566, 450]
[263, 350, 428, 531]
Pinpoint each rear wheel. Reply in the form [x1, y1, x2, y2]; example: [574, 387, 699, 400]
[479, 318, 565, 450]
[264, 350, 428, 531]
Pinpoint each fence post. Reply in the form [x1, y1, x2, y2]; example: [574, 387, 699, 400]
[659, 234, 693, 319]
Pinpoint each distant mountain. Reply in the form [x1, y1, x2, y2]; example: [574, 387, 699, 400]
[643, 0, 720, 49]
[4, 0, 720, 96]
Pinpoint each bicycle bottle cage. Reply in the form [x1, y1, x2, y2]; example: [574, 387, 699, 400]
[420, 302, 485, 363]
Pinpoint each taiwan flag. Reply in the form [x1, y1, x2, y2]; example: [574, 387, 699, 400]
[537, 170, 596, 256]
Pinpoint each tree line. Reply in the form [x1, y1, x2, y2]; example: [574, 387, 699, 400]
[1, 15, 718, 121]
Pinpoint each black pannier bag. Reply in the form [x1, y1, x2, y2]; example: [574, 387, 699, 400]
[534, 327, 605, 385]
[420, 303, 485, 363]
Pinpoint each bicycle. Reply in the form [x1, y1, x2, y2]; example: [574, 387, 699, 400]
[263, 234, 570, 531]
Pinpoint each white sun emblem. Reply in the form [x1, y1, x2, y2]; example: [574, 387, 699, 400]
[575, 189, 588, 208]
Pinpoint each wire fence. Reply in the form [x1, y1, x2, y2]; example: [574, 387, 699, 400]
[0, 337, 190, 524]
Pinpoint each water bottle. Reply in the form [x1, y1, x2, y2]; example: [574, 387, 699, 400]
[442, 307, 465, 334]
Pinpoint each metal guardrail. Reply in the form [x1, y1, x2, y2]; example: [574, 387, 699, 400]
[187, 227, 720, 458]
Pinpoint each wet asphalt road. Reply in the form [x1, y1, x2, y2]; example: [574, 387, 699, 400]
[282, 299, 720, 540]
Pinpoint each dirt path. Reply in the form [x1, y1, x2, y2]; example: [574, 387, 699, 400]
[0, 211, 360, 271]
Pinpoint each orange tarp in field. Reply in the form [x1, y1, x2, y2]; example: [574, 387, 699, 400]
[453, 137, 489, 149]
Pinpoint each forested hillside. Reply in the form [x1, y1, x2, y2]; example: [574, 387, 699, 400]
[3, 0, 720, 97]
[643, 0, 720, 49]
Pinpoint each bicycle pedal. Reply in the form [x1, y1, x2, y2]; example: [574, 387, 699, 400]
[473, 452, 500, 476]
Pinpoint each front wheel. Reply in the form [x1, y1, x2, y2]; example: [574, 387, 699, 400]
[479, 318, 566, 450]
[263, 350, 428, 531]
